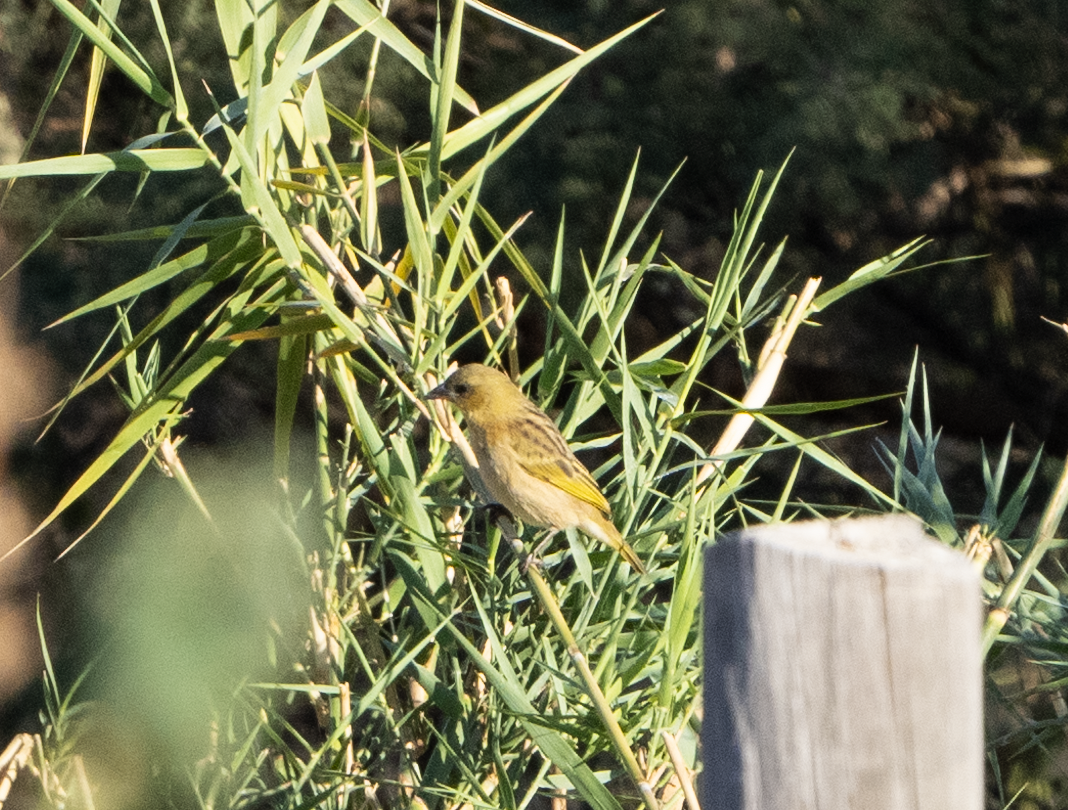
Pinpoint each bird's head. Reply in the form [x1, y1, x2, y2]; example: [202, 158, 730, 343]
[425, 364, 521, 419]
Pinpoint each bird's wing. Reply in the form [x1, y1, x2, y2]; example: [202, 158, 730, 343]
[504, 403, 613, 515]
[519, 455, 612, 515]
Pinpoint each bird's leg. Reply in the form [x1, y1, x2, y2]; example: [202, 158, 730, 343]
[521, 530, 558, 574]
[479, 503, 537, 572]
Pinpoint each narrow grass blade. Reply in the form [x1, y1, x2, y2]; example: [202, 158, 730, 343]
[0, 148, 208, 179]
[81, 0, 123, 152]
[250, 0, 331, 148]
[50, 227, 258, 326]
[147, 0, 187, 121]
[49, 0, 173, 107]
[274, 331, 307, 479]
[222, 126, 303, 267]
[812, 237, 932, 311]
[427, 0, 465, 203]
[437, 14, 659, 162]
[334, 0, 480, 115]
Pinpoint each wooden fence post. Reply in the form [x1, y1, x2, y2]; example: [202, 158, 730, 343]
[702, 514, 982, 810]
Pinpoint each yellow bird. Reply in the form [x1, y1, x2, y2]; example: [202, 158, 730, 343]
[427, 364, 645, 574]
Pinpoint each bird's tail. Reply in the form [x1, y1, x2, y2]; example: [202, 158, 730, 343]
[587, 514, 646, 574]
[616, 538, 646, 574]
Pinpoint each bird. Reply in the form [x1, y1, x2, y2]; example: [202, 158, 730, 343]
[426, 363, 645, 574]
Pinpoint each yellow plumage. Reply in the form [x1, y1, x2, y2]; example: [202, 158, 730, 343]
[427, 364, 645, 574]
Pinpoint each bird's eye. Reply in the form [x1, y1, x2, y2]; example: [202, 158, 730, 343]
[453, 382, 469, 395]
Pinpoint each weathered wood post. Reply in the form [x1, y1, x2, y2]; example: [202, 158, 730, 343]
[702, 514, 982, 810]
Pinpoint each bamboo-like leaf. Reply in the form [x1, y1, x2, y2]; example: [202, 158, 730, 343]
[436, 14, 658, 163]
[70, 216, 257, 242]
[3, 171, 106, 281]
[49, 0, 173, 107]
[443, 596, 627, 810]
[431, 83, 570, 240]
[302, 71, 331, 146]
[0, 147, 208, 180]
[250, 0, 331, 148]
[595, 152, 640, 280]
[477, 206, 624, 423]
[238, 0, 274, 175]
[49, 239, 261, 427]
[710, 155, 789, 333]
[0, 19, 83, 209]
[360, 132, 379, 255]
[81, 0, 123, 153]
[812, 237, 932, 312]
[659, 477, 704, 710]
[427, 0, 465, 204]
[222, 126, 303, 268]
[441, 212, 527, 326]
[740, 238, 787, 320]
[392, 475, 448, 596]
[147, 0, 187, 121]
[752, 411, 898, 508]
[274, 330, 307, 480]
[214, 0, 255, 91]
[226, 314, 338, 342]
[329, 355, 391, 499]
[301, 22, 373, 80]
[10, 290, 274, 557]
[334, 0, 480, 115]
[669, 392, 901, 425]
[353, 619, 454, 718]
[396, 149, 434, 279]
[57, 438, 160, 560]
[51, 227, 258, 327]
[468, 0, 582, 54]
[588, 224, 670, 372]
[537, 214, 569, 402]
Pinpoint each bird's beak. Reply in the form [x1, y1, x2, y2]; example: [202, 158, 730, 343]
[425, 382, 450, 401]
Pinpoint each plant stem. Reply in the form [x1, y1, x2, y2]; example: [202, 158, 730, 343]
[496, 517, 658, 810]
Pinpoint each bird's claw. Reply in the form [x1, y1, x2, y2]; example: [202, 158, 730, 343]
[520, 552, 545, 575]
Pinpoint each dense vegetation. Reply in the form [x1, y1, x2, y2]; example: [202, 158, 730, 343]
[2, 1, 1068, 807]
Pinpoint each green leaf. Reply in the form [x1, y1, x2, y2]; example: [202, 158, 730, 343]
[50, 0, 173, 108]
[274, 330, 306, 479]
[221, 125, 303, 268]
[752, 412, 898, 509]
[0, 148, 208, 179]
[669, 392, 901, 425]
[68, 216, 257, 242]
[812, 237, 932, 312]
[302, 71, 331, 146]
[250, 0, 331, 148]
[334, 0, 480, 115]
[18, 317, 261, 556]
[81, 0, 123, 152]
[50, 227, 258, 326]
[426, 0, 465, 204]
[434, 13, 660, 162]
[440, 596, 627, 810]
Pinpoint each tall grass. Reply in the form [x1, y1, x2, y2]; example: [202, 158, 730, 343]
[6, 2, 1050, 809]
